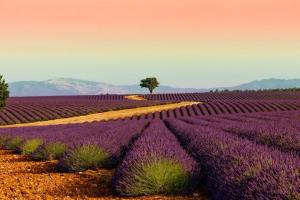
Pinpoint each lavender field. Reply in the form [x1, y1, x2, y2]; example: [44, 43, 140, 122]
[0, 96, 172, 125]
[143, 90, 300, 101]
[2, 91, 300, 126]
[0, 92, 299, 199]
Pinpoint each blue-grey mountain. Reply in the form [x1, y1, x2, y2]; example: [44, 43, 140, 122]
[8, 78, 300, 96]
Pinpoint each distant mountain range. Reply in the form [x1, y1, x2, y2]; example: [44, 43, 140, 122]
[228, 78, 300, 91]
[8, 78, 300, 97]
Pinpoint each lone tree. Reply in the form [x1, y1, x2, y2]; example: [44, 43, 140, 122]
[0, 75, 9, 110]
[140, 77, 159, 94]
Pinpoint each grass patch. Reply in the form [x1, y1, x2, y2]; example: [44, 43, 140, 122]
[32, 142, 67, 161]
[58, 144, 109, 172]
[121, 159, 189, 196]
[0, 136, 10, 148]
[20, 139, 43, 155]
[5, 137, 23, 152]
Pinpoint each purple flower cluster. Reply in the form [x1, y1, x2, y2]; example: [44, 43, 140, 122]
[113, 120, 200, 196]
[134, 101, 300, 121]
[143, 91, 300, 101]
[165, 119, 300, 200]
[180, 112, 300, 155]
[0, 119, 148, 166]
[58, 119, 148, 167]
[0, 120, 128, 144]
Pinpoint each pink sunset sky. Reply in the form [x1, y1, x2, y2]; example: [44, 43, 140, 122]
[1, 0, 300, 87]
[1, 0, 300, 39]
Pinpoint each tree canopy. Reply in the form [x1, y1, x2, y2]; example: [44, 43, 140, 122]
[140, 77, 159, 94]
[0, 75, 9, 109]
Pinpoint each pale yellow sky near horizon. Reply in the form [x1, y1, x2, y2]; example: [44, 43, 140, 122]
[0, 0, 299, 87]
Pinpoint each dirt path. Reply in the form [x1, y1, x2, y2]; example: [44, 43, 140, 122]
[124, 95, 146, 101]
[0, 150, 205, 200]
[1, 102, 199, 128]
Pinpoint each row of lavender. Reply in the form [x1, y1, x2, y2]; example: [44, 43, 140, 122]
[9, 95, 125, 102]
[0, 119, 148, 170]
[116, 110, 300, 199]
[0, 111, 299, 198]
[11, 90, 300, 102]
[0, 119, 201, 195]
[101, 110, 300, 198]
[1, 98, 171, 125]
[143, 91, 300, 101]
[165, 119, 300, 199]
[131, 101, 300, 120]
[3, 92, 300, 126]
[113, 120, 200, 196]
[180, 112, 300, 155]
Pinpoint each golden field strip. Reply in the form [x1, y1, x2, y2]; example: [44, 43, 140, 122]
[1, 102, 200, 128]
[124, 95, 147, 101]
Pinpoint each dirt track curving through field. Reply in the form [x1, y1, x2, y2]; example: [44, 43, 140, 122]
[1, 101, 200, 128]
[124, 95, 147, 101]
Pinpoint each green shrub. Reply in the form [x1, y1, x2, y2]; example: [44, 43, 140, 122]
[5, 137, 23, 152]
[0, 75, 9, 110]
[125, 159, 189, 196]
[0, 136, 10, 148]
[32, 142, 66, 161]
[20, 139, 43, 155]
[59, 144, 109, 172]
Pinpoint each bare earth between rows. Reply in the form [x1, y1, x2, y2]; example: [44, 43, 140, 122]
[0, 150, 206, 200]
[1, 102, 200, 128]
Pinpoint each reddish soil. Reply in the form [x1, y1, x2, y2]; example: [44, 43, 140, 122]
[0, 150, 207, 200]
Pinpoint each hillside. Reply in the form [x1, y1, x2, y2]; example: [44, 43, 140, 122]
[8, 78, 300, 96]
[8, 78, 205, 96]
[229, 78, 300, 90]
